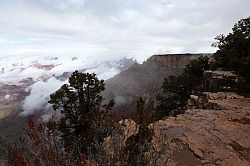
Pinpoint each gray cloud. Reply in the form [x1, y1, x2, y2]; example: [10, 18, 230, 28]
[21, 78, 67, 116]
[0, 0, 249, 62]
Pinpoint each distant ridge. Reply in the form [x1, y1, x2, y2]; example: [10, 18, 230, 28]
[152, 53, 212, 56]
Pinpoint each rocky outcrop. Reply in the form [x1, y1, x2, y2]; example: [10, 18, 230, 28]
[204, 70, 239, 92]
[148, 92, 250, 165]
[103, 92, 250, 165]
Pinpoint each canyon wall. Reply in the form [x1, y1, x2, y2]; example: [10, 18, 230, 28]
[103, 53, 211, 114]
[146, 54, 198, 69]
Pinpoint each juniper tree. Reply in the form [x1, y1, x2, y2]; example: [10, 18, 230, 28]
[124, 97, 153, 165]
[48, 71, 115, 161]
[212, 17, 250, 93]
[155, 56, 210, 119]
[212, 17, 250, 74]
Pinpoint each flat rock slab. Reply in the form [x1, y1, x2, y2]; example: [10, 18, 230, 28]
[150, 97, 250, 165]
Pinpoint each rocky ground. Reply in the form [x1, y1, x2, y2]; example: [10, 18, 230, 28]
[149, 92, 250, 165]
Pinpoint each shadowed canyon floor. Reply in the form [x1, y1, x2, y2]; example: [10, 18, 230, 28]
[0, 102, 27, 162]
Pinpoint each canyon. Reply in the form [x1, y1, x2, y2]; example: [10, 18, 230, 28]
[0, 54, 207, 143]
[1, 53, 249, 166]
[103, 53, 211, 114]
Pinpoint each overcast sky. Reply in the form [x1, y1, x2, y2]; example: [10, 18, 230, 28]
[0, 0, 248, 117]
[0, 0, 249, 62]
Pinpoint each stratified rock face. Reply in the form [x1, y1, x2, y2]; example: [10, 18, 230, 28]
[149, 92, 250, 165]
[0, 81, 31, 102]
[146, 54, 200, 69]
[104, 54, 211, 114]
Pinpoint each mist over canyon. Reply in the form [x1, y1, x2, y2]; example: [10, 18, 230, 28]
[1, 53, 211, 120]
[0, 56, 136, 120]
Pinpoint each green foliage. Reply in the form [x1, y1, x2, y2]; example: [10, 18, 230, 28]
[210, 76, 238, 92]
[136, 97, 145, 116]
[183, 56, 210, 92]
[123, 97, 154, 165]
[135, 97, 145, 124]
[48, 71, 115, 160]
[156, 17, 250, 119]
[155, 56, 210, 119]
[155, 75, 186, 119]
[134, 97, 155, 125]
[212, 17, 250, 84]
[155, 92, 182, 119]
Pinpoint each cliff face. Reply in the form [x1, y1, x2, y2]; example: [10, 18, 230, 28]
[103, 54, 211, 114]
[146, 54, 198, 69]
